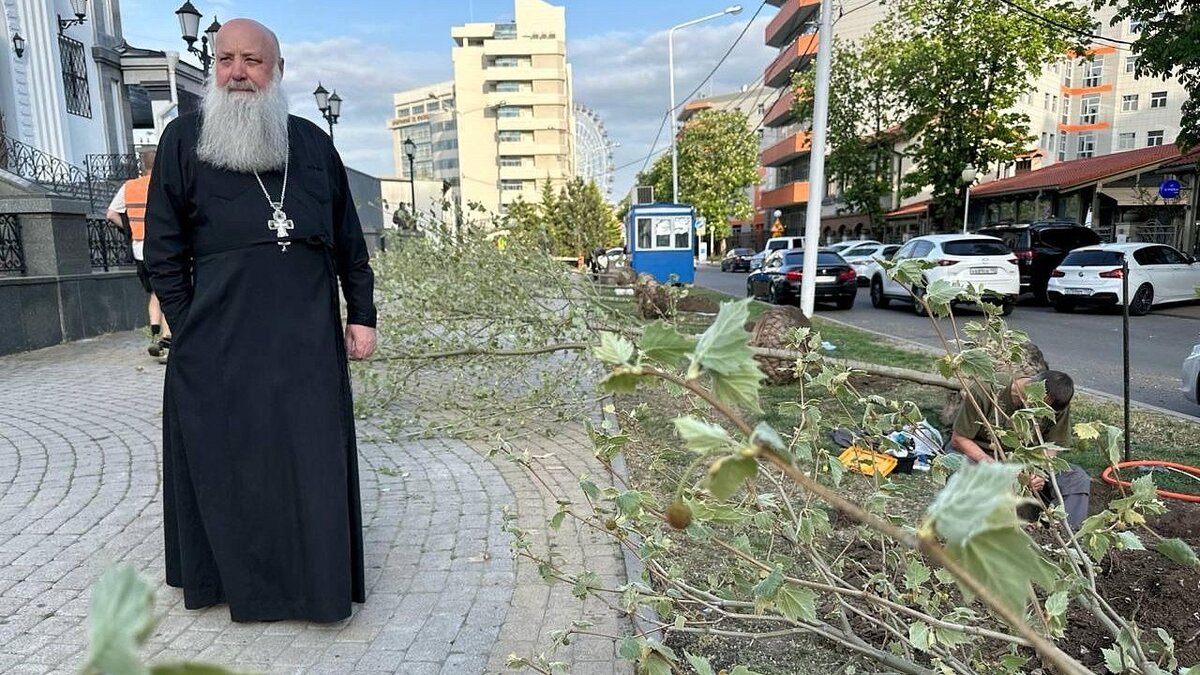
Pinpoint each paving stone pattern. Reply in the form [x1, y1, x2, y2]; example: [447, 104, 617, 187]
[0, 333, 631, 674]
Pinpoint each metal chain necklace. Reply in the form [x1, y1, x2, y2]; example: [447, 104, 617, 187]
[253, 153, 292, 252]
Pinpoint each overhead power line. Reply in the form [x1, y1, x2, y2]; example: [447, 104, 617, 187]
[993, 0, 1135, 50]
[636, 0, 770, 175]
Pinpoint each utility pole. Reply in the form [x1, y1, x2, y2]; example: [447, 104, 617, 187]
[799, 0, 834, 317]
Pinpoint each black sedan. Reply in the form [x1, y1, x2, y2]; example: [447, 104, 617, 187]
[746, 249, 858, 309]
[720, 247, 756, 272]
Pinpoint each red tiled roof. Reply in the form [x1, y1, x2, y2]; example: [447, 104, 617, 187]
[971, 145, 1184, 197]
[1158, 146, 1200, 171]
[886, 200, 930, 218]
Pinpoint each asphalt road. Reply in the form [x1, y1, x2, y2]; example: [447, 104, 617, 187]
[694, 265, 1200, 418]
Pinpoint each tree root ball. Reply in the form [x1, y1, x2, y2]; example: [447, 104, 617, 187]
[634, 274, 674, 320]
[747, 306, 812, 385]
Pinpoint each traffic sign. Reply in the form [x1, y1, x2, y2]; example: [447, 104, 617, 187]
[1159, 179, 1182, 200]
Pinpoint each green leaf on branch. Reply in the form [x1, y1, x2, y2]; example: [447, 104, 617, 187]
[615, 491, 643, 518]
[707, 455, 758, 500]
[594, 332, 635, 366]
[776, 583, 818, 623]
[904, 560, 931, 590]
[684, 653, 717, 675]
[923, 279, 962, 313]
[957, 348, 996, 384]
[891, 258, 933, 287]
[710, 361, 766, 414]
[946, 527, 1056, 614]
[691, 298, 754, 376]
[1156, 538, 1200, 568]
[925, 462, 1022, 545]
[641, 321, 695, 368]
[750, 422, 787, 453]
[572, 570, 600, 599]
[909, 622, 932, 652]
[753, 564, 785, 603]
[674, 416, 733, 454]
[601, 370, 641, 394]
[86, 565, 157, 675]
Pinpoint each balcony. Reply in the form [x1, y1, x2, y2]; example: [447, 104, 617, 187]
[485, 91, 564, 107]
[484, 38, 566, 57]
[765, 0, 821, 48]
[761, 131, 811, 167]
[497, 116, 565, 131]
[764, 33, 819, 88]
[762, 91, 797, 128]
[482, 66, 562, 82]
[760, 181, 810, 210]
[498, 164, 543, 180]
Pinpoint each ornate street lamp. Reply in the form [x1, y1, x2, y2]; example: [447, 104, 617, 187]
[403, 138, 418, 216]
[58, 0, 88, 35]
[313, 83, 341, 141]
[175, 2, 221, 76]
[961, 164, 979, 234]
[11, 32, 24, 59]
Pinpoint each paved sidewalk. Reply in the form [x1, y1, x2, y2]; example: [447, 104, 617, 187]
[0, 332, 630, 674]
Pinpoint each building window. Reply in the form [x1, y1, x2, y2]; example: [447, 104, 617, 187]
[1060, 95, 1071, 125]
[496, 106, 524, 118]
[1041, 131, 1048, 148]
[1062, 61, 1072, 87]
[1079, 94, 1100, 124]
[59, 35, 92, 118]
[1121, 94, 1139, 111]
[1118, 132, 1136, 149]
[494, 23, 518, 40]
[1129, 19, 1144, 33]
[1125, 56, 1137, 74]
[1077, 132, 1095, 159]
[1083, 57, 1103, 87]
[396, 107, 411, 117]
[443, 98, 455, 110]
[432, 139, 458, 151]
[499, 156, 524, 167]
[500, 179, 525, 191]
[494, 56, 521, 67]
[434, 158, 459, 171]
[498, 130, 524, 143]
[1150, 91, 1168, 108]
[1043, 93, 1050, 109]
[1057, 135, 1067, 162]
[1147, 130, 1164, 146]
[495, 81, 522, 93]
[411, 103, 426, 114]
[1052, 95, 1058, 112]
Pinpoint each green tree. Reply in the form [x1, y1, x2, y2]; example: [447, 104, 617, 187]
[794, 33, 906, 228]
[1096, 1, 1200, 150]
[675, 109, 760, 241]
[558, 177, 622, 256]
[836, 0, 1092, 230]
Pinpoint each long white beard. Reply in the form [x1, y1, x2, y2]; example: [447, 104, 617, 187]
[197, 67, 290, 173]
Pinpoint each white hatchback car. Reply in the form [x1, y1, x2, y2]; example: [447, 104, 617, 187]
[1047, 243, 1200, 315]
[828, 239, 882, 255]
[869, 234, 1020, 315]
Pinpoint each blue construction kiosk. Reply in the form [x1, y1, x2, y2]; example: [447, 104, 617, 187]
[624, 202, 696, 284]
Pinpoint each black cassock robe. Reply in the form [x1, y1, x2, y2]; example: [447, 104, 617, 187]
[144, 113, 375, 623]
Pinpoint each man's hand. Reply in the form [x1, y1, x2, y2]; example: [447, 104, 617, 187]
[1025, 474, 1047, 493]
[345, 324, 376, 360]
[949, 432, 994, 463]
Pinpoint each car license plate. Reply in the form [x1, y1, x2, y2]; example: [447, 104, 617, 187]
[1065, 288, 1090, 296]
[970, 267, 998, 275]
[816, 276, 837, 283]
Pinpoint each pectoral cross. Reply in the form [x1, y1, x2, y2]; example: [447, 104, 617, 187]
[268, 207, 293, 253]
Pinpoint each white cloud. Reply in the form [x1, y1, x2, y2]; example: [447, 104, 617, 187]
[278, 37, 451, 176]
[265, 15, 775, 199]
[570, 16, 777, 199]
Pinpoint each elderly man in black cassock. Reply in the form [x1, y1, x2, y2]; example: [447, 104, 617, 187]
[145, 18, 376, 623]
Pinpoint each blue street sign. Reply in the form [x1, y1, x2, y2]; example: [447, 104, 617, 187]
[1159, 179, 1182, 200]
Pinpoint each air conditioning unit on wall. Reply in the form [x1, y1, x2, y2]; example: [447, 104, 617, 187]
[634, 185, 654, 205]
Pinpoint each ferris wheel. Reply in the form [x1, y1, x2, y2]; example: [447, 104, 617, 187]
[573, 103, 617, 199]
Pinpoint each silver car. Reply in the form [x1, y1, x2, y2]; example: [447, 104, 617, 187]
[1184, 342, 1200, 405]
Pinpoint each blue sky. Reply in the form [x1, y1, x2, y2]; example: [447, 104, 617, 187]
[119, 0, 777, 199]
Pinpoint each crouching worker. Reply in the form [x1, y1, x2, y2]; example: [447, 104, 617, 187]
[950, 371, 1091, 529]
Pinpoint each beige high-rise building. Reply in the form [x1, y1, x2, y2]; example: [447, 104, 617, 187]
[450, 0, 575, 215]
[388, 81, 459, 188]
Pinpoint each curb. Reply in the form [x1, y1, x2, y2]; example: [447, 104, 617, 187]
[813, 314, 1200, 423]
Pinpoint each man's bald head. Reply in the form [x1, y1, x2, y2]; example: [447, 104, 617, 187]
[213, 18, 284, 91]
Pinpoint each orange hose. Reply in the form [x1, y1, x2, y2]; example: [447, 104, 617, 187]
[1100, 460, 1200, 503]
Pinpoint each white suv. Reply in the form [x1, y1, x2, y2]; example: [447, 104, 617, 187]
[869, 234, 1020, 315]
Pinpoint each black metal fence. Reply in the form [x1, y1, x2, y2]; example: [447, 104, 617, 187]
[87, 217, 134, 271]
[0, 134, 137, 214]
[0, 213, 24, 275]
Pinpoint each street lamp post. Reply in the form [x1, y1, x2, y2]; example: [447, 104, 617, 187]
[313, 84, 342, 141]
[668, 5, 742, 205]
[403, 138, 418, 218]
[961, 164, 978, 234]
[175, 2, 221, 76]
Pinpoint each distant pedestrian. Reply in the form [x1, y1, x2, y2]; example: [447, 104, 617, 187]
[107, 147, 170, 362]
